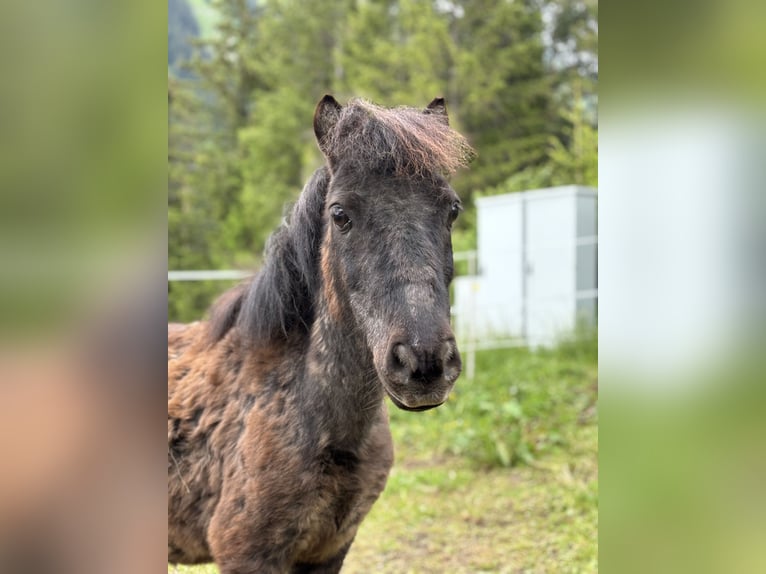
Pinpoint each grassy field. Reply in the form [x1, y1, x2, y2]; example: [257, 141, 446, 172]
[171, 336, 598, 573]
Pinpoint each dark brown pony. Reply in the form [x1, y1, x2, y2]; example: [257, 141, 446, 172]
[168, 96, 473, 573]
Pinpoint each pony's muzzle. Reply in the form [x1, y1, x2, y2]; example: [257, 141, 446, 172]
[383, 336, 461, 409]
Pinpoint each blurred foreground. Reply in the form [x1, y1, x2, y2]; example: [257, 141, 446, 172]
[601, 0, 766, 570]
[0, 0, 166, 571]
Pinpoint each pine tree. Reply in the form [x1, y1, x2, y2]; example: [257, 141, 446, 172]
[223, 0, 346, 264]
[339, 0, 455, 106]
[450, 0, 554, 195]
[168, 0, 263, 321]
[191, 0, 264, 130]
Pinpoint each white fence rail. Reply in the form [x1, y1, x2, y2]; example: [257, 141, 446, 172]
[167, 270, 253, 282]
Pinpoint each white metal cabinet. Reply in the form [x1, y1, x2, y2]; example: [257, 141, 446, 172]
[454, 186, 597, 348]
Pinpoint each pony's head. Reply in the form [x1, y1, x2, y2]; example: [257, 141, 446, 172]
[314, 96, 474, 411]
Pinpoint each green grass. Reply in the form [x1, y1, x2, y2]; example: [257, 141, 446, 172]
[170, 336, 598, 573]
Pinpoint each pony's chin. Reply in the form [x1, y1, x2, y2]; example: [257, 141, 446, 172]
[387, 393, 444, 412]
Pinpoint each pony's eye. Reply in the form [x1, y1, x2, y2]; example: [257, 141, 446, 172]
[449, 201, 462, 222]
[330, 204, 352, 232]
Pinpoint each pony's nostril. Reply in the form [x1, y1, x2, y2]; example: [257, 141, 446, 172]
[392, 344, 406, 366]
[442, 339, 461, 370]
[391, 343, 416, 374]
[388, 339, 458, 384]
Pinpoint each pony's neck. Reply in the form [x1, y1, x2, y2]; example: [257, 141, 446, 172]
[304, 290, 384, 447]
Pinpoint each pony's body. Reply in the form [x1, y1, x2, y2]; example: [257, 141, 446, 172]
[168, 317, 393, 571]
[168, 97, 472, 573]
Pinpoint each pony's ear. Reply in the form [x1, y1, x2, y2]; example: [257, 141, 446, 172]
[314, 95, 343, 155]
[424, 97, 449, 125]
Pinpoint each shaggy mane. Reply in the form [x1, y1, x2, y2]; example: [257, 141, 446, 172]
[207, 167, 329, 345]
[326, 99, 475, 177]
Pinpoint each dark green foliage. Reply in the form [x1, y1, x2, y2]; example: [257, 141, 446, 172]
[450, 0, 554, 195]
[339, 0, 454, 105]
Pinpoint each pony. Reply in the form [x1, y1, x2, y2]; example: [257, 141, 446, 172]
[168, 95, 473, 573]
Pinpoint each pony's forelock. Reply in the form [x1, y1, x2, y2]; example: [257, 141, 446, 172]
[326, 99, 475, 177]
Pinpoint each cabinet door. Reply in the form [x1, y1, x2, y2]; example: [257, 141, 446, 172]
[477, 199, 525, 337]
[524, 194, 577, 345]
